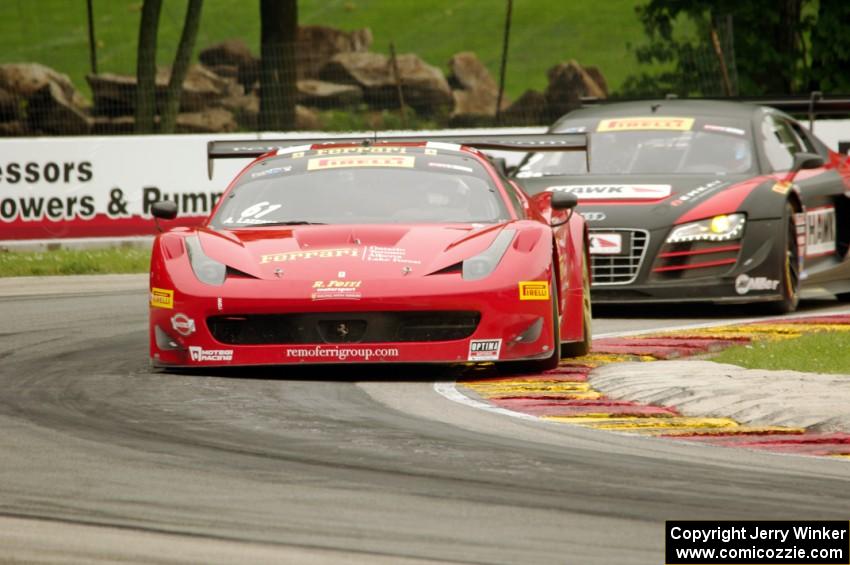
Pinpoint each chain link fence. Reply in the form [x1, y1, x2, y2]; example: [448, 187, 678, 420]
[0, 2, 746, 137]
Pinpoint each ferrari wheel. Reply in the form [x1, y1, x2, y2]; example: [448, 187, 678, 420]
[561, 249, 592, 358]
[764, 202, 800, 314]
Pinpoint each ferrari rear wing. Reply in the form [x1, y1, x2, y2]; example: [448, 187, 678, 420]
[206, 133, 587, 179]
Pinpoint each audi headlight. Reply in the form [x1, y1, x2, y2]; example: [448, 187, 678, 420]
[462, 229, 515, 280]
[666, 213, 746, 243]
[185, 236, 226, 285]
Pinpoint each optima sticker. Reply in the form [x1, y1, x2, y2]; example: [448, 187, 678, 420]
[468, 339, 502, 361]
[519, 281, 550, 300]
[307, 155, 415, 170]
[548, 184, 672, 200]
[260, 248, 359, 264]
[597, 117, 694, 132]
[150, 287, 174, 309]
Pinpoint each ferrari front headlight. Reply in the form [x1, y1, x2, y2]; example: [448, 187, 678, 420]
[462, 229, 515, 280]
[666, 213, 746, 243]
[185, 236, 226, 285]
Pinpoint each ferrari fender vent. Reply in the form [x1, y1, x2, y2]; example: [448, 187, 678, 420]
[207, 311, 481, 345]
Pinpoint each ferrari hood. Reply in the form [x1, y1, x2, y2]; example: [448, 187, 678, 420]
[194, 223, 512, 280]
[518, 173, 760, 230]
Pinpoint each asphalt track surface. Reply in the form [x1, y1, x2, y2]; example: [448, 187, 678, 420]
[2, 275, 849, 564]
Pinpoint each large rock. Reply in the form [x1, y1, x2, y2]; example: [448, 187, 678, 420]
[297, 25, 372, 80]
[584, 65, 609, 97]
[447, 52, 504, 124]
[0, 120, 28, 136]
[176, 107, 237, 133]
[220, 92, 259, 129]
[87, 65, 237, 116]
[163, 64, 241, 112]
[27, 82, 92, 134]
[199, 39, 260, 90]
[92, 115, 136, 135]
[320, 52, 452, 116]
[297, 79, 362, 109]
[0, 87, 22, 121]
[545, 60, 606, 120]
[501, 89, 547, 126]
[0, 63, 82, 104]
[200, 39, 256, 68]
[295, 104, 321, 130]
[87, 73, 138, 116]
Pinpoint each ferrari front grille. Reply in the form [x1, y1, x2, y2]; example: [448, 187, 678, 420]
[207, 311, 481, 345]
[590, 229, 649, 286]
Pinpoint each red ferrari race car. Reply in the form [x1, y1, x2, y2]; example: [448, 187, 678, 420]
[149, 134, 592, 369]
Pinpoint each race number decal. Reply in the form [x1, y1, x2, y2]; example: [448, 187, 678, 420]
[805, 206, 836, 257]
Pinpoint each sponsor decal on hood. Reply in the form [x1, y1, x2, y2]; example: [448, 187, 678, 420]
[547, 184, 672, 200]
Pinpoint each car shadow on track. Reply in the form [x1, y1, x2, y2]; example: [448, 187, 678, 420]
[153, 361, 505, 383]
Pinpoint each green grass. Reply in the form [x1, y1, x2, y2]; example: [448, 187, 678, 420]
[710, 332, 850, 375]
[0, 0, 659, 102]
[0, 247, 150, 277]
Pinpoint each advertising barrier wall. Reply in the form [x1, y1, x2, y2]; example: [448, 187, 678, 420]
[0, 122, 846, 241]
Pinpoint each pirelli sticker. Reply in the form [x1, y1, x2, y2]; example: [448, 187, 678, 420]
[597, 117, 694, 132]
[150, 287, 174, 309]
[519, 281, 550, 300]
[307, 155, 415, 170]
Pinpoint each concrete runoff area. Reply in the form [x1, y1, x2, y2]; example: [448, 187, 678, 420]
[591, 360, 850, 432]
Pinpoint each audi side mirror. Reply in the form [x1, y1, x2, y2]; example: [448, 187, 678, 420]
[151, 200, 178, 220]
[791, 152, 825, 173]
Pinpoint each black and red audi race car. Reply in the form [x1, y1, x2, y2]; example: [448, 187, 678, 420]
[515, 99, 850, 312]
[148, 134, 592, 369]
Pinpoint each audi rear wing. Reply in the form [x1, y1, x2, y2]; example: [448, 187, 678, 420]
[581, 92, 850, 130]
[206, 133, 588, 179]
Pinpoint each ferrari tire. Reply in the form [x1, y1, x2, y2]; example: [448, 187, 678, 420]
[561, 249, 592, 358]
[764, 202, 800, 314]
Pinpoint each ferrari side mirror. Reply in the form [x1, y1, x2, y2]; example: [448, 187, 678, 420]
[791, 152, 825, 173]
[151, 200, 178, 220]
[551, 190, 578, 210]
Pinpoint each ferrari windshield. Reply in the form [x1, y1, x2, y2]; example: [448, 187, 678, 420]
[211, 147, 509, 228]
[517, 118, 755, 176]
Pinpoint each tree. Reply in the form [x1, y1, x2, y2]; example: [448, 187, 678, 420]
[259, 0, 298, 131]
[619, 0, 812, 97]
[159, 0, 204, 133]
[808, 0, 850, 92]
[135, 0, 162, 133]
